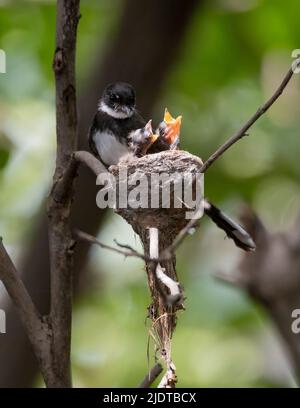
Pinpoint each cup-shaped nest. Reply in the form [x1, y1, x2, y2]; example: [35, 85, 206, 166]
[110, 150, 204, 234]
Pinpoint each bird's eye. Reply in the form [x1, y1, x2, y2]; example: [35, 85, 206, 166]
[110, 94, 120, 102]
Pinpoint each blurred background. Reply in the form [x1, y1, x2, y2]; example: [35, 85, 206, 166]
[0, 0, 300, 387]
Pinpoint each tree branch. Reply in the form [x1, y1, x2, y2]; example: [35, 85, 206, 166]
[138, 363, 163, 388]
[0, 239, 42, 347]
[47, 0, 80, 388]
[200, 58, 300, 173]
[74, 229, 147, 261]
[74, 151, 107, 176]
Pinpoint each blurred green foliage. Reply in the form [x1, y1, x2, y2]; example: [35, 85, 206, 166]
[1, 0, 300, 387]
[0, 146, 10, 169]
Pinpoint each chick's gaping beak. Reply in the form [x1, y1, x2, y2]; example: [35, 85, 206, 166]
[164, 108, 174, 124]
[162, 108, 182, 145]
[144, 120, 157, 145]
[145, 119, 153, 133]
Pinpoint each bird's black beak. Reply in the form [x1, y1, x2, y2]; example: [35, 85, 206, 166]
[119, 105, 133, 116]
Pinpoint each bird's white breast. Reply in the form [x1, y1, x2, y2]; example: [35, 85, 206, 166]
[93, 130, 129, 166]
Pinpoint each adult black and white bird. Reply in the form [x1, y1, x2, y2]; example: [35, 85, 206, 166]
[89, 82, 155, 166]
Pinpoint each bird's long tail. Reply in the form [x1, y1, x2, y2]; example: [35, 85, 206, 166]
[204, 200, 256, 252]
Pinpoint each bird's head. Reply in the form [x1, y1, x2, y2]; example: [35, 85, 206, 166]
[160, 108, 182, 145]
[128, 119, 158, 156]
[99, 82, 136, 119]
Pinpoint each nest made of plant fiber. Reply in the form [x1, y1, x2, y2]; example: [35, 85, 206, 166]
[110, 150, 204, 232]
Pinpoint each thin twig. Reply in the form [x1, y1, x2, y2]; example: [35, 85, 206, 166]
[138, 363, 163, 388]
[200, 58, 300, 173]
[75, 229, 148, 260]
[113, 239, 145, 258]
[75, 229, 174, 263]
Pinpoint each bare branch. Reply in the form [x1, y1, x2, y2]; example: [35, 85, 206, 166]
[200, 58, 300, 173]
[138, 363, 163, 388]
[0, 239, 42, 343]
[75, 229, 148, 261]
[75, 229, 176, 264]
[74, 151, 107, 176]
